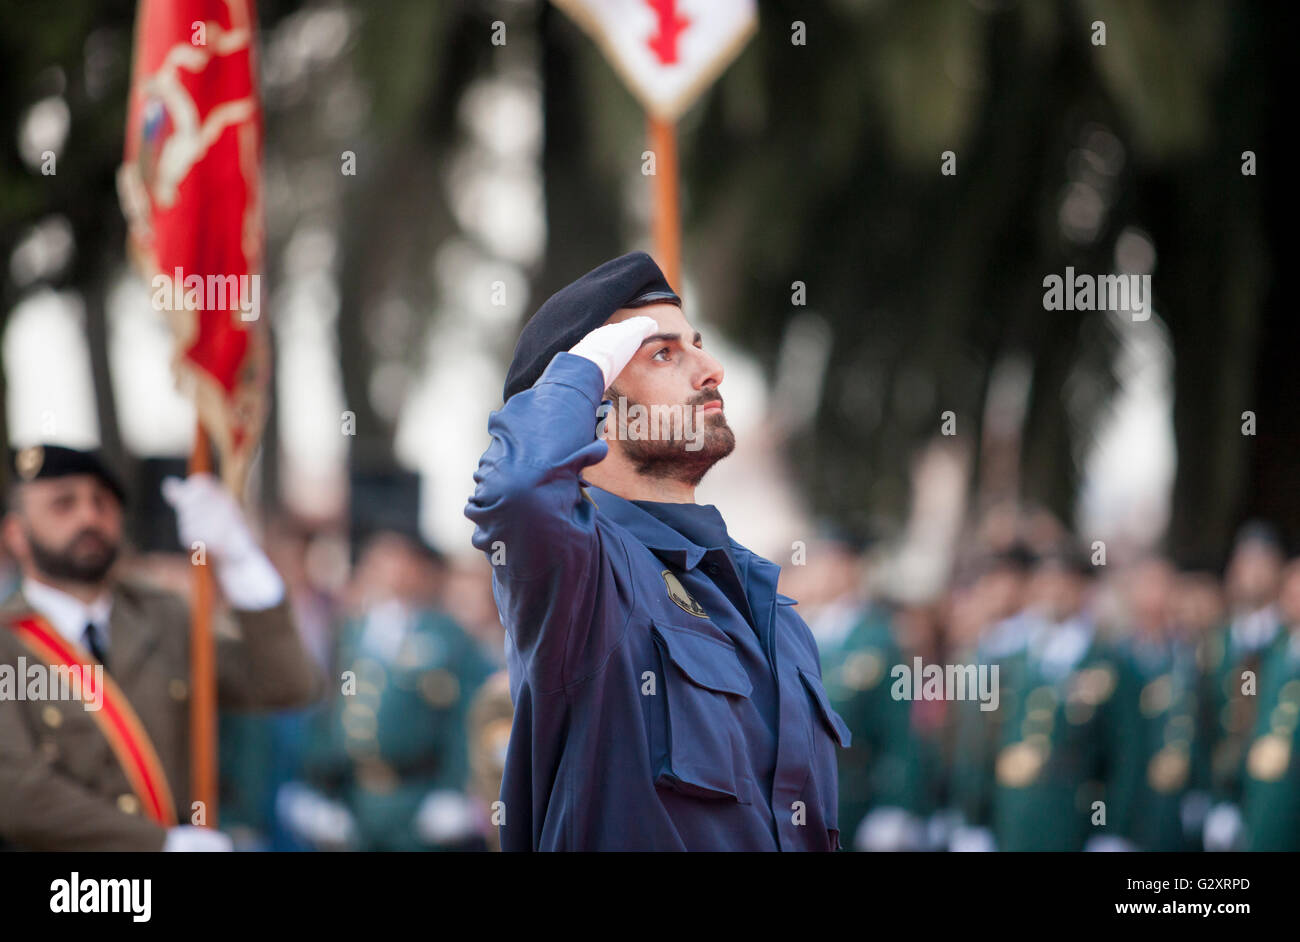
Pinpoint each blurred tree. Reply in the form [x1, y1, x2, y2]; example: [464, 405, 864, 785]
[0, 0, 1290, 562]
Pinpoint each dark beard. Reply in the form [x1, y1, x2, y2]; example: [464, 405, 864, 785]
[27, 528, 118, 584]
[608, 386, 737, 487]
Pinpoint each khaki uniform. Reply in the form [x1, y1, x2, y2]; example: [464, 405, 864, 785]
[0, 580, 322, 851]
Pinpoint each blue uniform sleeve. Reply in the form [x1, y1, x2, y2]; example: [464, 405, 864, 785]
[464, 352, 612, 686]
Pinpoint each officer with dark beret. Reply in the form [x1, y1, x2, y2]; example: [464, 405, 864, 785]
[0, 444, 322, 850]
[466, 251, 851, 850]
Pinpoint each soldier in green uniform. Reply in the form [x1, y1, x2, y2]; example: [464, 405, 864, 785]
[988, 548, 1141, 851]
[1199, 523, 1285, 850]
[1117, 556, 1202, 851]
[1239, 558, 1300, 851]
[806, 531, 925, 850]
[947, 544, 1035, 851]
[283, 532, 495, 851]
[820, 600, 926, 850]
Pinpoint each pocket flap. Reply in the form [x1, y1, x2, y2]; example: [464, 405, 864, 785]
[799, 667, 852, 748]
[652, 623, 752, 697]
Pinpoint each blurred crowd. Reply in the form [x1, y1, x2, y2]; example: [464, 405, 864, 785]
[783, 507, 1300, 852]
[4, 496, 1293, 853]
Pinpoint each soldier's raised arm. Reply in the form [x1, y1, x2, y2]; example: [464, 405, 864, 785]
[464, 316, 658, 682]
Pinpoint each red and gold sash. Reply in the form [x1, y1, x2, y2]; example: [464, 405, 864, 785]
[7, 614, 178, 826]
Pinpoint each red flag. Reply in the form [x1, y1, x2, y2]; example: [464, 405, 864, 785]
[118, 0, 268, 493]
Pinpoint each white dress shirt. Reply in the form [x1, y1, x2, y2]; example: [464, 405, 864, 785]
[22, 577, 114, 650]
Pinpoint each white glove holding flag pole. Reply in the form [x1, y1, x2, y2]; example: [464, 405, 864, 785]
[163, 824, 233, 852]
[567, 315, 659, 391]
[162, 473, 285, 611]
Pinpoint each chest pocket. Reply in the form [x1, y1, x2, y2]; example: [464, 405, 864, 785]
[799, 667, 852, 748]
[651, 620, 753, 804]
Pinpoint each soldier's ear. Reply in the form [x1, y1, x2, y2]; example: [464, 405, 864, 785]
[2, 511, 29, 560]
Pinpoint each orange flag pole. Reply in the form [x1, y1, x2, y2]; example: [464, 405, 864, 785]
[648, 113, 681, 291]
[188, 421, 218, 827]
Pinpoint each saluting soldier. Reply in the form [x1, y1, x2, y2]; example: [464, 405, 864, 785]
[0, 445, 322, 851]
[465, 252, 851, 851]
[989, 548, 1141, 851]
[1239, 558, 1300, 851]
[1199, 523, 1286, 850]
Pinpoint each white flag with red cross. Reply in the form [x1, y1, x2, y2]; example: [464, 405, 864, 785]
[552, 0, 758, 121]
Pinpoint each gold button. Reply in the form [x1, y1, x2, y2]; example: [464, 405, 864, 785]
[117, 794, 140, 815]
[420, 669, 460, 708]
[169, 679, 189, 701]
[42, 706, 63, 728]
[40, 741, 59, 761]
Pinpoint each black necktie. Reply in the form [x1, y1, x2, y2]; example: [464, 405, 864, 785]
[83, 622, 109, 670]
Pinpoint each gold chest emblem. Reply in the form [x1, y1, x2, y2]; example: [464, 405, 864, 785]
[996, 740, 1046, 788]
[1247, 732, 1292, 782]
[1147, 745, 1190, 793]
[661, 570, 708, 618]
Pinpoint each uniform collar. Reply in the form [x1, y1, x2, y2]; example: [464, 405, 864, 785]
[582, 484, 712, 570]
[21, 576, 113, 648]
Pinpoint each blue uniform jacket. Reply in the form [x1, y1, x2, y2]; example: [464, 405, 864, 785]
[466, 352, 851, 851]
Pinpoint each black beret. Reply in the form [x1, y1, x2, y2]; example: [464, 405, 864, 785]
[503, 251, 680, 401]
[10, 444, 126, 504]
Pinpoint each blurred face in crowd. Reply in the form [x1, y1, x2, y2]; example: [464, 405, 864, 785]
[978, 563, 1027, 622]
[1172, 572, 1226, 637]
[444, 555, 502, 643]
[3, 476, 123, 587]
[348, 533, 443, 610]
[601, 303, 735, 486]
[1278, 560, 1300, 629]
[811, 543, 868, 606]
[1226, 542, 1283, 611]
[1028, 561, 1087, 623]
[1127, 557, 1176, 637]
[946, 582, 987, 648]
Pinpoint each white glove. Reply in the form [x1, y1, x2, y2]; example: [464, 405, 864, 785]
[1203, 802, 1244, 851]
[162, 473, 284, 610]
[567, 316, 660, 391]
[1084, 834, 1137, 852]
[414, 789, 480, 845]
[853, 807, 924, 851]
[163, 825, 233, 852]
[275, 782, 357, 851]
[948, 824, 997, 852]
